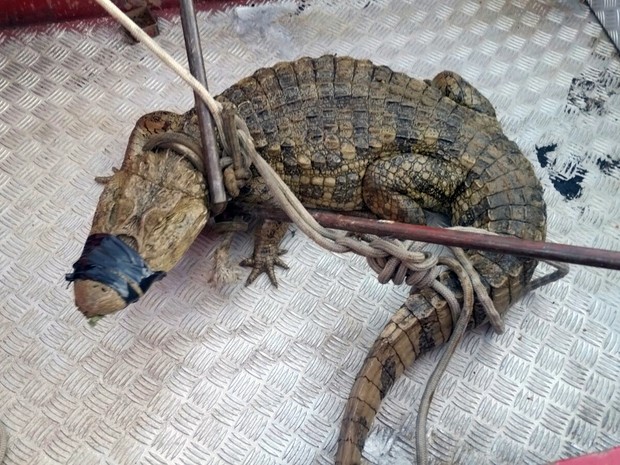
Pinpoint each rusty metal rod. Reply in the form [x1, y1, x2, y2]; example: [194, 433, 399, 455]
[234, 205, 620, 271]
[179, 0, 227, 215]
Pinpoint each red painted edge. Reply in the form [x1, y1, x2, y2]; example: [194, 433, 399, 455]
[0, 0, 248, 28]
[551, 447, 620, 465]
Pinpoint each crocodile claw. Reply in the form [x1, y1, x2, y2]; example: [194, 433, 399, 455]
[240, 249, 289, 287]
[94, 167, 120, 184]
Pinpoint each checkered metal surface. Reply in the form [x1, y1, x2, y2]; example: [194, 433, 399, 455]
[588, 0, 620, 51]
[0, 1, 619, 464]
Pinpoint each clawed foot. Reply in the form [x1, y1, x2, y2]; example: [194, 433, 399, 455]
[240, 248, 289, 287]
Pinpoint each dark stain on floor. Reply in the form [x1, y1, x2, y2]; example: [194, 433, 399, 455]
[535, 144, 619, 201]
[564, 69, 619, 116]
[540, 67, 619, 200]
[595, 155, 620, 176]
[549, 170, 586, 201]
[536, 143, 557, 169]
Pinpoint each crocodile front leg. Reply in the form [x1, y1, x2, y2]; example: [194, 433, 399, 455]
[240, 219, 290, 286]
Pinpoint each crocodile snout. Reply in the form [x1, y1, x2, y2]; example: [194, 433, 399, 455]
[73, 279, 128, 318]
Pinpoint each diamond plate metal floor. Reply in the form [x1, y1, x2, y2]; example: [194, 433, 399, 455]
[0, 1, 619, 465]
[588, 0, 620, 52]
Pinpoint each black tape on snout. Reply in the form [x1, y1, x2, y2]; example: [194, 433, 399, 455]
[65, 234, 166, 304]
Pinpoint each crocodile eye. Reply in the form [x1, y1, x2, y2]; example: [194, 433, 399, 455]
[110, 197, 134, 225]
[141, 208, 168, 234]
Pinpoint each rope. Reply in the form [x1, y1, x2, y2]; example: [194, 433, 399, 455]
[91, 3, 568, 464]
[417, 256, 476, 465]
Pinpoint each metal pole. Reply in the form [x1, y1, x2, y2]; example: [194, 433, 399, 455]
[230, 204, 620, 271]
[179, 0, 227, 215]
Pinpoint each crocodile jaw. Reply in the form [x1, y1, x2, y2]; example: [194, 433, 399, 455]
[73, 279, 128, 317]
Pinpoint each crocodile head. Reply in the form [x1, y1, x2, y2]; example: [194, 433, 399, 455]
[66, 143, 209, 319]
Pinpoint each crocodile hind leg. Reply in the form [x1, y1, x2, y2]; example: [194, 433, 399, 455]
[430, 71, 497, 117]
[362, 153, 460, 223]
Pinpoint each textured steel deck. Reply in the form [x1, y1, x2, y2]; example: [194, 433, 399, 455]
[588, 0, 620, 51]
[0, 1, 619, 464]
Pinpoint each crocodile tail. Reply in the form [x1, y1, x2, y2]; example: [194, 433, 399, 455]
[335, 246, 540, 464]
[335, 288, 454, 465]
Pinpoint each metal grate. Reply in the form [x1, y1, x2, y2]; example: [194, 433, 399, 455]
[588, 0, 620, 52]
[0, 1, 619, 464]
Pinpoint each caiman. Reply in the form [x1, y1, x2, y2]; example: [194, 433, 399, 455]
[66, 55, 547, 464]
